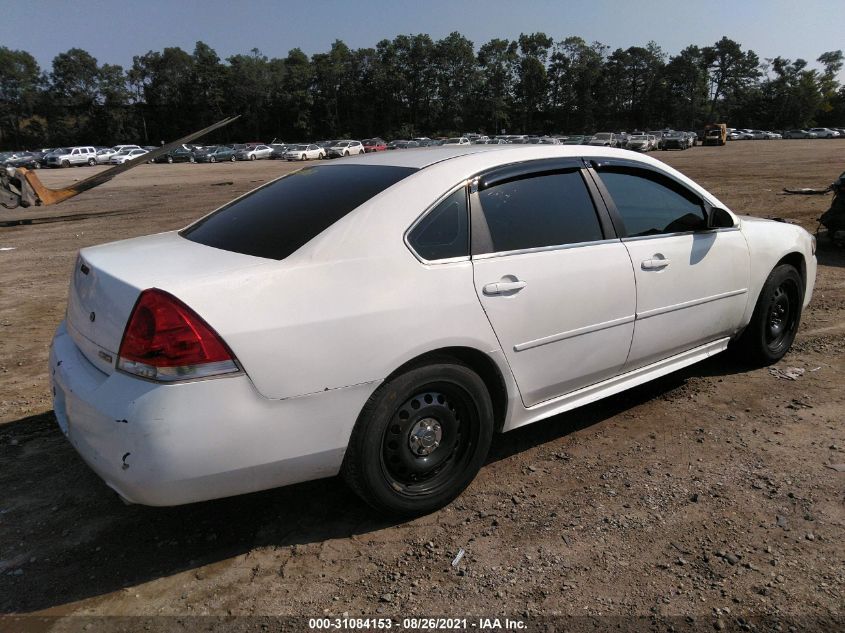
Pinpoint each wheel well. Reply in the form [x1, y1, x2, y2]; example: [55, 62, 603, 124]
[777, 252, 806, 289]
[387, 347, 509, 433]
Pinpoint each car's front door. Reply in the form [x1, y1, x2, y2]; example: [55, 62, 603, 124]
[470, 162, 637, 407]
[591, 162, 750, 371]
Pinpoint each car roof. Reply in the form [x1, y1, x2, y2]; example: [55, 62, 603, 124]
[333, 144, 647, 170]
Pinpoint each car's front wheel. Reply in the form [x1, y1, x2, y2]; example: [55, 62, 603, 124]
[343, 361, 493, 516]
[734, 264, 803, 365]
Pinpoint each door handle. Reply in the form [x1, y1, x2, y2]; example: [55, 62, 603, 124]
[641, 257, 670, 270]
[483, 280, 527, 295]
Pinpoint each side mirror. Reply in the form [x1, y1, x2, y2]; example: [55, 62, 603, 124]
[705, 204, 735, 229]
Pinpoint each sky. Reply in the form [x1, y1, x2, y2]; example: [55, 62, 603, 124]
[1, 0, 842, 78]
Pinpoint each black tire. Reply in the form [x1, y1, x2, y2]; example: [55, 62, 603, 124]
[87, 158, 96, 166]
[250, 154, 256, 161]
[343, 361, 494, 516]
[734, 264, 804, 365]
[61, 160, 70, 168]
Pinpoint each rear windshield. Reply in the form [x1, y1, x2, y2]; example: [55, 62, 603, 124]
[181, 164, 417, 260]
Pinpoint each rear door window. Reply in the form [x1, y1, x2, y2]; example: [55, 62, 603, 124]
[474, 171, 604, 254]
[182, 164, 416, 260]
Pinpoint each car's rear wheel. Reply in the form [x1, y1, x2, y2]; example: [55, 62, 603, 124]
[230, 155, 236, 162]
[87, 158, 96, 166]
[61, 160, 70, 168]
[734, 264, 803, 365]
[343, 362, 493, 516]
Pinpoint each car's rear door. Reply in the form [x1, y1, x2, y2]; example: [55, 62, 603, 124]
[589, 160, 749, 371]
[470, 159, 636, 407]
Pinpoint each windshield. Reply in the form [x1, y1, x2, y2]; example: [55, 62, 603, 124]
[182, 165, 417, 260]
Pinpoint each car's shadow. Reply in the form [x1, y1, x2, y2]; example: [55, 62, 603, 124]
[0, 354, 751, 613]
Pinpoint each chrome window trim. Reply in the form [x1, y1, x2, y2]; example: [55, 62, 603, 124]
[620, 226, 740, 243]
[472, 238, 622, 261]
[403, 180, 472, 265]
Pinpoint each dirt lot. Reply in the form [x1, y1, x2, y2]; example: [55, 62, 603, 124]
[0, 143, 843, 631]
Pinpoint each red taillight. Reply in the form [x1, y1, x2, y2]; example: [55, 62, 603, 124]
[117, 289, 239, 382]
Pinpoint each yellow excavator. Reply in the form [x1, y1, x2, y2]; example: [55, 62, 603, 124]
[0, 116, 239, 210]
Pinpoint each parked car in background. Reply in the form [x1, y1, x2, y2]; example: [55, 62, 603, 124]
[95, 148, 119, 164]
[269, 144, 289, 159]
[363, 138, 388, 152]
[626, 134, 651, 152]
[153, 146, 197, 164]
[327, 140, 365, 158]
[51, 145, 816, 514]
[562, 135, 587, 145]
[3, 151, 44, 169]
[661, 131, 689, 150]
[113, 144, 141, 152]
[808, 127, 840, 138]
[236, 144, 273, 161]
[284, 144, 326, 161]
[195, 146, 236, 163]
[443, 137, 471, 146]
[783, 129, 817, 139]
[109, 148, 148, 164]
[588, 133, 617, 147]
[387, 140, 419, 149]
[46, 146, 98, 168]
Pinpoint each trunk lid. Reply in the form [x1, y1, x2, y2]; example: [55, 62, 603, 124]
[67, 231, 271, 375]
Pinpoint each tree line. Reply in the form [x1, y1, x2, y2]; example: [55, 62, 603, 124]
[0, 33, 843, 149]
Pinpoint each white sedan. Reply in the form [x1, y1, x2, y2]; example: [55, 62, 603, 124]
[283, 144, 325, 161]
[327, 140, 365, 158]
[50, 146, 816, 515]
[109, 148, 148, 164]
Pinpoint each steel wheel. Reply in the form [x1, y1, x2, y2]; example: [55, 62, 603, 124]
[343, 362, 493, 516]
[380, 386, 476, 496]
[764, 279, 799, 354]
[734, 264, 803, 365]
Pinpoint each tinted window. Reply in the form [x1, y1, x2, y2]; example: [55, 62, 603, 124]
[182, 165, 416, 260]
[475, 171, 603, 254]
[598, 168, 705, 237]
[408, 187, 468, 261]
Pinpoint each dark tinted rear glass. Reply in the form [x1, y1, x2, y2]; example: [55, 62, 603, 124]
[182, 164, 416, 260]
[408, 187, 469, 260]
[476, 171, 603, 254]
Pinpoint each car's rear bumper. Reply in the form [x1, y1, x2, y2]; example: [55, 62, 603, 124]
[49, 321, 379, 506]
